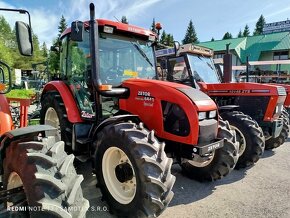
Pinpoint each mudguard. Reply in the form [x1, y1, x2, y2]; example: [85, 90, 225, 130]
[42, 81, 83, 123]
[0, 125, 56, 173]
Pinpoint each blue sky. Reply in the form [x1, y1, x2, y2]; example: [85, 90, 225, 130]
[1, 0, 290, 47]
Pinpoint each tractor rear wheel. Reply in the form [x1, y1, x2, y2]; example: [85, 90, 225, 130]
[3, 137, 89, 217]
[40, 91, 73, 152]
[95, 122, 175, 217]
[181, 119, 239, 182]
[221, 111, 265, 169]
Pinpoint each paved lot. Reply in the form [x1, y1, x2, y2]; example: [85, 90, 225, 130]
[77, 138, 290, 218]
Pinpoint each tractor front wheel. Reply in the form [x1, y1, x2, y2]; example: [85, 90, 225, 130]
[3, 137, 89, 217]
[221, 111, 265, 169]
[40, 91, 73, 152]
[95, 122, 175, 217]
[181, 119, 239, 182]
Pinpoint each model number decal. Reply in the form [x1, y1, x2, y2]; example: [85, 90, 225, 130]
[208, 90, 269, 94]
[136, 91, 155, 107]
[138, 91, 151, 97]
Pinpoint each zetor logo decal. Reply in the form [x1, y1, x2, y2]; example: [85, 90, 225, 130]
[135, 91, 155, 107]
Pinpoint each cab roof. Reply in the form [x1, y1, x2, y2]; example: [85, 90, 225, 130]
[60, 19, 156, 39]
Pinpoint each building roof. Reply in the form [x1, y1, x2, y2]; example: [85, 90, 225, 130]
[199, 32, 290, 63]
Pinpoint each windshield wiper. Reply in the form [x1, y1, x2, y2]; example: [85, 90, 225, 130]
[131, 42, 153, 67]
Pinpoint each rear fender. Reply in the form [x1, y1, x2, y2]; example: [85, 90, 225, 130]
[0, 125, 56, 174]
[42, 81, 82, 123]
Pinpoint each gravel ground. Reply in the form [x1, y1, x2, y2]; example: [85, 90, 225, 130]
[78, 138, 290, 218]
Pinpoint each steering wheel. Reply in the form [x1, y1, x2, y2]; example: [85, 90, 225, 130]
[104, 66, 125, 84]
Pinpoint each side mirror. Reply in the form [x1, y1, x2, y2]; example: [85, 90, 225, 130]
[15, 21, 33, 56]
[174, 41, 180, 55]
[71, 21, 84, 41]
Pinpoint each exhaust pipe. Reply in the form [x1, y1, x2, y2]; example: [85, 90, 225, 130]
[223, 43, 232, 83]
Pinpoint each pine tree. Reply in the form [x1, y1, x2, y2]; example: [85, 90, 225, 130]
[50, 15, 68, 74]
[42, 42, 48, 58]
[253, 15, 266, 35]
[58, 15, 67, 40]
[222, 32, 233, 40]
[165, 34, 174, 46]
[160, 30, 167, 44]
[121, 16, 128, 24]
[237, 30, 243, 38]
[211, 37, 215, 41]
[243, 24, 250, 37]
[182, 20, 198, 44]
[151, 18, 156, 33]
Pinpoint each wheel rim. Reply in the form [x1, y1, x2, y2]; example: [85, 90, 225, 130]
[231, 126, 246, 156]
[7, 172, 25, 207]
[102, 147, 136, 204]
[186, 152, 215, 167]
[44, 107, 61, 141]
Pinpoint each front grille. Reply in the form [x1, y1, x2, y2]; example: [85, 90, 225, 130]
[277, 86, 286, 96]
[198, 118, 218, 143]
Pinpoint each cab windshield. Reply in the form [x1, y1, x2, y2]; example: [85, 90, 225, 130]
[187, 54, 220, 83]
[99, 33, 156, 86]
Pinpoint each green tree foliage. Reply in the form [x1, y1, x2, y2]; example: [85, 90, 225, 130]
[159, 30, 175, 46]
[222, 32, 233, 40]
[237, 30, 243, 38]
[42, 42, 48, 58]
[49, 15, 68, 74]
[121, 16, 128, 24]
[160, 30, 167, 44]
[243, 24, 250, 37]
[165, 34, 174, 46]
[182, 20, 198, 44]
[211, 37, 215, 41]
[253, 15, 266, 35]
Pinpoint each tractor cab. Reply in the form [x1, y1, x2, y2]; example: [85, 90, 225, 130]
[157, 44, 221, 85]
[57, 20, 157, 120]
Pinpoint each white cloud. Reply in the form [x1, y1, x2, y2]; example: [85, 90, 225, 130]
[66, 0, 162, 22]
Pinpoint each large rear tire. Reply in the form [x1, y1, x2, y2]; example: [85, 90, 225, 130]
[3, 137, 89, 217]
[221, 111, 265, 169]
[181, 119, 239, 182]
[40, 91, 73, 152]
[95, 122, 175, 217]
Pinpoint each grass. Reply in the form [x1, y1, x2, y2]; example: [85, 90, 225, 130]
[5, 89, 36, 99]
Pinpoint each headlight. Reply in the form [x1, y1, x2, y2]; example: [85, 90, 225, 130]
[209, 110, 217, 118]
[198, 112, 207, 120]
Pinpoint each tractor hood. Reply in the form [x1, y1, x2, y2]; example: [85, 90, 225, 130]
[120, 78, 216, 111]
[119, 78, 218, 145]
[204, 82, 286, 97]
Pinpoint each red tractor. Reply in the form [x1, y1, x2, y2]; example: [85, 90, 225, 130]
[0, 8, 88, 217]
[156, 43, 287, 169]
[40, 3, 238, 217]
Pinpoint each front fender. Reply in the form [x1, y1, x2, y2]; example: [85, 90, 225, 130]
[42, 81, 82, 123]
[93, 114, 140, 136]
